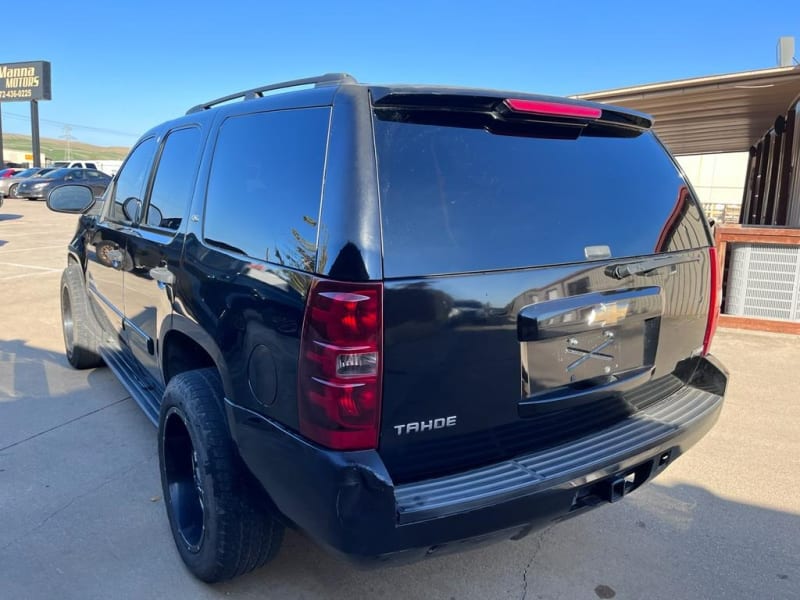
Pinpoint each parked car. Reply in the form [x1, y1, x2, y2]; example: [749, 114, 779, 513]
[51, 160, 98, 169]
[47, 73, 728, 583]
[16, 168, 110, 201]
[0, 167, 55, 198]
[0, 167, 20, 179]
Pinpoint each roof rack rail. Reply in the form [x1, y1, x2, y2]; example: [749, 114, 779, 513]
[186, 73, 357, 115]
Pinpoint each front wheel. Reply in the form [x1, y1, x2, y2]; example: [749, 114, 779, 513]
[158, 369, 284, 582]
[8, 183, 18, 197]
[60, 264, 103, 369]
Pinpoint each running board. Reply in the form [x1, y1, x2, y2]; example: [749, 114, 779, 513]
[99, 344, 163, 426]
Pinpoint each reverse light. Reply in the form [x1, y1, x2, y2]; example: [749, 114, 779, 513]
[703, 246, 721, 356]
[505, 98, 602, 120]
[298, 280, 383, 450]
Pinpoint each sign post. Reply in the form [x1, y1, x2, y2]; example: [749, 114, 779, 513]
[30, 100, 41, 167]
[0, 61, 52, 167]
[0, 104, 4, 167]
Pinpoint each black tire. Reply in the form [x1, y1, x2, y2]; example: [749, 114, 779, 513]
[8, 183, 18, 197]
[60, 264, 103, 369]
[158, 369, 284, 583]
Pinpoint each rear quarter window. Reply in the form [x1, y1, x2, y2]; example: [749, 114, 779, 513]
[374, 116, 709, 277]
[203, 107, 330, 271]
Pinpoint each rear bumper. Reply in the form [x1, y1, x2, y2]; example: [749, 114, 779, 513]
[227, 355, 727, 563]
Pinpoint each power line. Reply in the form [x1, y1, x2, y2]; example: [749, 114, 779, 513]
[1, 110, 139, 138]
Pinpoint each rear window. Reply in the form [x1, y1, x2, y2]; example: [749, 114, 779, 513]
[374, 115, 709, 277]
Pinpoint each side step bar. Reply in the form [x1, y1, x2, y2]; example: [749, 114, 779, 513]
[99, 344, 163, 426]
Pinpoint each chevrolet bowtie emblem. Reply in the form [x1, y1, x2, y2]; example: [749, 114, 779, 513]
[586, 301, 630, 327]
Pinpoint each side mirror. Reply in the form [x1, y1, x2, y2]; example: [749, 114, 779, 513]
[146, 205, 163, 228]
[47, 185, 96, 214]
[122, 197, 142, 222]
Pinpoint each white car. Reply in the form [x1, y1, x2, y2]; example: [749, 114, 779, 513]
[51, 161, 98, 169]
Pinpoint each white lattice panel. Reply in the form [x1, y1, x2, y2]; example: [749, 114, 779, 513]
[726, 243, 800, 321]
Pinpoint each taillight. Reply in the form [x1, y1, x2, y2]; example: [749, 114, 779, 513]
[298, 279, 382, 450]
[703, 246, 721, 355]
[504, 98, 602, 120]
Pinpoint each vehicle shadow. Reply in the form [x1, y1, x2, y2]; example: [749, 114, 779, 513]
[0, 337, 132, 448]
[0, 338, 67, 399]
[0, 336, 133, 395]
[0, 214, 23, 222]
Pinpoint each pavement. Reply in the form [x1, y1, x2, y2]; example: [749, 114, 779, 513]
[1, 196, 798, 600]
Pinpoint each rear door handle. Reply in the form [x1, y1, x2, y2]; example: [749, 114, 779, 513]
[149, 267, 175, 286]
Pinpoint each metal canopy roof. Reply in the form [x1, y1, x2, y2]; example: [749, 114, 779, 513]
[574, 66, 800, 156]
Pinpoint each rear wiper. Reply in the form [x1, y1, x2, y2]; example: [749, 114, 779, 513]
[605, 255, 700, 279]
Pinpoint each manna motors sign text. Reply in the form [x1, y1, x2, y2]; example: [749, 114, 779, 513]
[0, 61, 51, 102]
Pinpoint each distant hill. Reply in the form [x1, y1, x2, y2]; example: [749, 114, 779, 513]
[1, 133, 129, 161]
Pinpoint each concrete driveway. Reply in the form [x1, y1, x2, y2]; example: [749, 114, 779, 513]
[1, 197, 797, 599]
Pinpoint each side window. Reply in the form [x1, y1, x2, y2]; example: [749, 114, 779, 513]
[203, 107, 330, 270]
[144, 127, 203, 232]
[107, 138, 158, 223]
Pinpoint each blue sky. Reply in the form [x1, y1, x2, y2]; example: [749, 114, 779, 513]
[1, 0, 797, 147]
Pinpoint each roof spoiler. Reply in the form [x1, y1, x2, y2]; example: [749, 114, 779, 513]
[372, 92, 653, 130]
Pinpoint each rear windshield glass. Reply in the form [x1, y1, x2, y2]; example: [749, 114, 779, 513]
[374, 114, 709, 278]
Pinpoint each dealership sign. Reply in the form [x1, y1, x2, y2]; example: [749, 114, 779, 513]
[0, 61, 51, 102]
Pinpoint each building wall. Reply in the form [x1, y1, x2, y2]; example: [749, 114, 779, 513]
[2, 148, 46, 167]
[676, 152, 748, 224]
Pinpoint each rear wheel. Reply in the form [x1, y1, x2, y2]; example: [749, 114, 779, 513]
[158, 369, 284, 582]
[60, 264, 103, 369]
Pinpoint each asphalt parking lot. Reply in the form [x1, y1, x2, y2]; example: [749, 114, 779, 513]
[1, 196, 798, 600]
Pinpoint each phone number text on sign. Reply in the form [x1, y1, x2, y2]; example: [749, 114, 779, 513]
[0, 89, 33, 99]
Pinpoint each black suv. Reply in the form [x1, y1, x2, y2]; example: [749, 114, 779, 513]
[48, 73, 728, 583]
